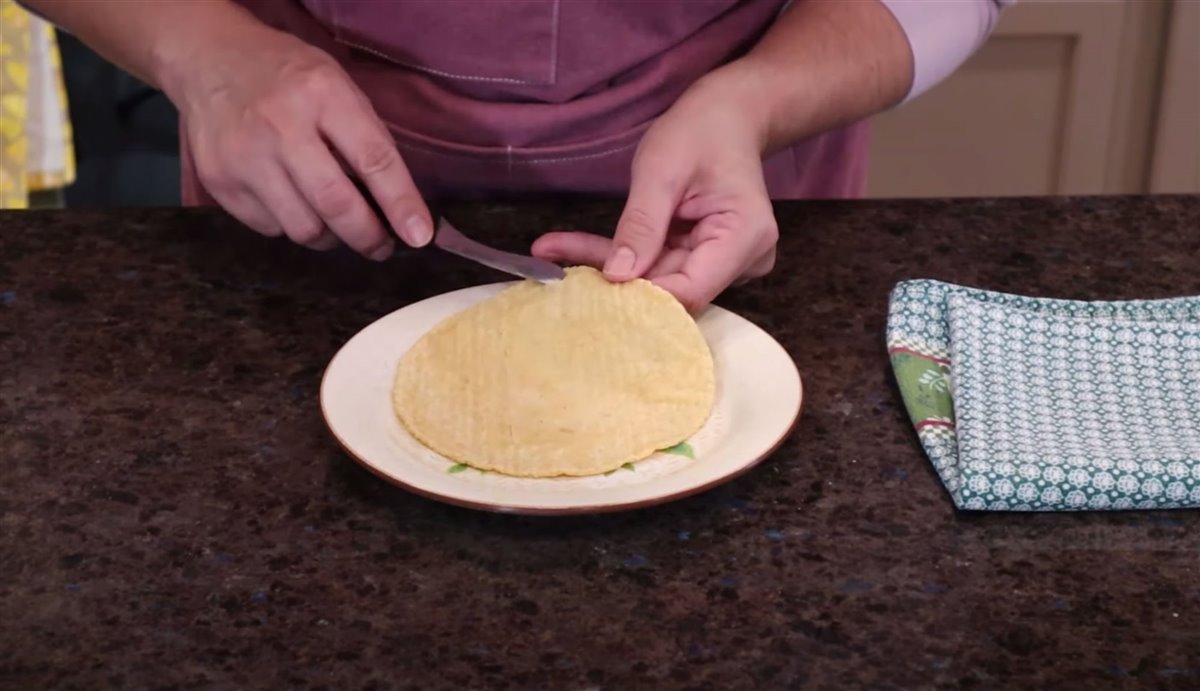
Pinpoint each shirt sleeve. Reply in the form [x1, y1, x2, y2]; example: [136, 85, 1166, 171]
[880, 0, 1016, 102]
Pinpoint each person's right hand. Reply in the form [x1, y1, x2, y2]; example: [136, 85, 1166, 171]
[163, 21, 431, 259]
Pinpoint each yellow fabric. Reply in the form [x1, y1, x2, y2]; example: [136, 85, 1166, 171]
[1, 0, 75, 209]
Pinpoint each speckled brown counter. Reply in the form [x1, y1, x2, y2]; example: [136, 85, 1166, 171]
[3, 197, 1199, 690]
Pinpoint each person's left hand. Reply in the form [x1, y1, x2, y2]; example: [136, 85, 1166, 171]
[532, 67, 778, 311]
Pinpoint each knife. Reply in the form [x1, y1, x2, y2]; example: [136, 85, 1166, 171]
[433, 217, 565, 283]
[349, 175, 563, 282]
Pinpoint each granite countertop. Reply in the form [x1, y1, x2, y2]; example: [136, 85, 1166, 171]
[3, 196, 1199, 689]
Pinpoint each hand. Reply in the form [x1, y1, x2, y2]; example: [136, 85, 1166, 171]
[163, 21, 431, 259]
[532, 66, 778, 310]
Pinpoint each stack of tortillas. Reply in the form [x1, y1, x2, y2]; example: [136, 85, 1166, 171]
[392, 266, 715, 477]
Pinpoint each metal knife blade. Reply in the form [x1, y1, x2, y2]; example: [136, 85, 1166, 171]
[433, 218, 565, 283]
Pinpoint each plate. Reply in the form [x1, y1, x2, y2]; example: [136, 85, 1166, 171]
[321, 282, 803, 514]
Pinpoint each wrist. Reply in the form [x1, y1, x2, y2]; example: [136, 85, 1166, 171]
[147, 1, 263, 103]
[148, 35, 196, 102]
[673, 59, 782, 156]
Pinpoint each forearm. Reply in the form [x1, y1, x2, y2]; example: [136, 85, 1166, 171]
[676, 0, 1009, 156]
[759, 0, 919, 153]
[18, 0, 266, 92]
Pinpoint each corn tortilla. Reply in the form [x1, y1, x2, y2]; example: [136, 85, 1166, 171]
[392, 266, 715, 477]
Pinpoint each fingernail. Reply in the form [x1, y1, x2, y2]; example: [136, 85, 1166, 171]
[404, 215, 433, 247]
[369, 242, 394, 262]
[605, 246, 636, 277]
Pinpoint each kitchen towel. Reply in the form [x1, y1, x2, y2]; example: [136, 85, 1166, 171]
[0, 0, 76, 209]
[888, 279, 1200, 511]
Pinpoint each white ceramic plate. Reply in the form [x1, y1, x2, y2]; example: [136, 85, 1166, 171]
[321, 282, 803, 514]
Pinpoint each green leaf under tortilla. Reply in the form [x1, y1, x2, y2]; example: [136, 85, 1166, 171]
[659, 442, 695, 459]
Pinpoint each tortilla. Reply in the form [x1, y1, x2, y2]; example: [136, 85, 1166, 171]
[392, 266, 715, 477]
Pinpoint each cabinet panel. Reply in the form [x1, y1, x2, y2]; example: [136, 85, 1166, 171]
[867, 0, 1155, 198]
[867, 35, 1073, 197]
[1150, 0, 1200, 193]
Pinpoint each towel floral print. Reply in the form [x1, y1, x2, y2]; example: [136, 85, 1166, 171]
[888, 280, 1200, 511]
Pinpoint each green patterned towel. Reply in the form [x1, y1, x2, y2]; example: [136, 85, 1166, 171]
[887, 280, 1200, 511]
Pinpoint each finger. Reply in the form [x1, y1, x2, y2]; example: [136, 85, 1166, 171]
[534, 226, 691, 257]
[677, 194, 730, 221]
[606, 163, 685, 281]
[318, 94, 432, 248]
[304, 228, 341, 252]
[532, 232, 611, 267]
[280, 139, 394, 260]
[666, 226, 701, 251]
[191, 137, 285, 239]
[208, 186, 283, 238]
[534, 232, 689, 278]
[535, 229, 696, 278]
[650, 213, 766, 311]
[645, 248, 690, 279]
[731, 247, 776, 286]
[744, 245, 777, 279]
[238, 161, 338, 249]
[216, 186, 335, 251]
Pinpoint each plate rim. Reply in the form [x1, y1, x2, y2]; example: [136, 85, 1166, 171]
[320, 284, 804, 515]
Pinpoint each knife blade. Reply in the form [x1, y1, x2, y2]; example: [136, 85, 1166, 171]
[433, 218, 565, 283]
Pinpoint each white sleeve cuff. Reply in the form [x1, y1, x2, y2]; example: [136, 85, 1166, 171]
[880, 0, 1014, 102]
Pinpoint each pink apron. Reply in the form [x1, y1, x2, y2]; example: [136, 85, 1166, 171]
[181, 0, 870, 205]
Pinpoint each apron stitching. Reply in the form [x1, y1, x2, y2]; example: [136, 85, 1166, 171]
[336, 38, 547, 85]
[548, 0, 561, 85]
[515, 141, 638, 165]
[395, 139, 639, 165]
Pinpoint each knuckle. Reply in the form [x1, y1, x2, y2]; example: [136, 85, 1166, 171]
[379, 190, 423, 218]
[196, 165, 235, 198]
[216, 132, 259, 168]
[225, 200, 280, 237]
[192, 146, 233, 195]
[307, 232, 340, 251]
[752, 248, 777, 277]
[246, 215, 283, 237]
[310, 177, 356, 219]
[252, 98, 293, 136]
[297, 64, 341, 99]
[760, 219, 779, 248]
[359, 239, 390, 257]
[355, 141, 400, 177]
[340, 224, 384, 253]
[196, 166, 222, 192]
[286, 219, 325, 246]
[618, 206, 660, 243]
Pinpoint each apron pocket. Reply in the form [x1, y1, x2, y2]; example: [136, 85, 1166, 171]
[383, 118, 649, 197]
[304, 0, 560, 86]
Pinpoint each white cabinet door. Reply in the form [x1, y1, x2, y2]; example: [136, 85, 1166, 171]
[866, 0, 1196, 197]
[1150, 0, 1200, 194]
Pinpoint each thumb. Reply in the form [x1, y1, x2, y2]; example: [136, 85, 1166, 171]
[606, 164, 684, 281]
